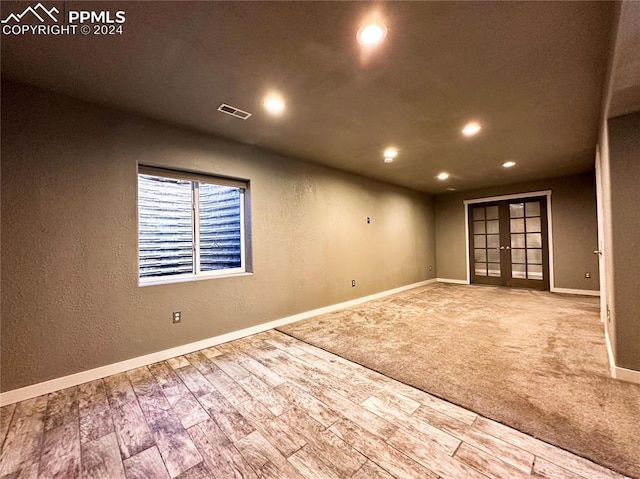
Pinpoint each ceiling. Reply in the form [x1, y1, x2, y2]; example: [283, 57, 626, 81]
[0, 1, 621, 194]
[608, 1, 640, 118]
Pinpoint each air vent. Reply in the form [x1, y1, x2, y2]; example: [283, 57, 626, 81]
[217, 103, 252, 120]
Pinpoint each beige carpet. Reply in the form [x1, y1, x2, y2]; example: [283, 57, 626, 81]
[278, 283, 640, 478]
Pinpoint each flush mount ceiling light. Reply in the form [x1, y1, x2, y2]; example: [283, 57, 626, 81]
[383, 157, 394, 164]
[357, 22, 387, 45]
[263, 96, 285, 115]
[462, 122, 482, 137]
[446, 187, 457, 191]
[437, 172, 450, 180]
[503, 161, 516, 168]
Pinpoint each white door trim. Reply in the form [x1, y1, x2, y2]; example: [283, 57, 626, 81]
[463, 190, 554, 290]
[594, 144, 607, 323]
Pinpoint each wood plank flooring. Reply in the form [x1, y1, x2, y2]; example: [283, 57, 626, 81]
[0, 330, 630, 479]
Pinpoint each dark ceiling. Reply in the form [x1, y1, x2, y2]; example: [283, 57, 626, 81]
[1, 1, 619, 193]
[608, 1, 640, 118]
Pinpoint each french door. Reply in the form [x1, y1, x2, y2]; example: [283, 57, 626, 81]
[469, 197, 550, 290]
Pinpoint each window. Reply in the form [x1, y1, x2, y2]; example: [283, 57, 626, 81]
[138, 166, 249, 284]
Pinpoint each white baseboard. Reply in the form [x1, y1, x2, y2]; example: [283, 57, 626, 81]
[436, 278, 469, 285]
[604, 327, 640, 385]
[604, 326, 618, 378]
[551, 287, 600, 297]
[0, 278, 437, 406]
[614, 365, 640, 384]
[436, 280, 600, 297]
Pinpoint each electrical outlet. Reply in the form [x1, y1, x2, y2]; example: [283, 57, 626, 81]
[367, 217, 371, 224]
[607, 306, 611, 323]
[173, 311, 181, 323]
[352, 280, 356, 287]
[585, 272, 591, 279]
[429, 265, 433, 271]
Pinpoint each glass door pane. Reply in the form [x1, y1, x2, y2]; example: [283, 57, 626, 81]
[509, 200, 544, 281]
[472, 205, 501, 278]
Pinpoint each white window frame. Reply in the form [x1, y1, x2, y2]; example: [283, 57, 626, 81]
[138, 165, 249, 286]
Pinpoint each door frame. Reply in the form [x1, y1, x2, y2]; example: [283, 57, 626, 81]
[464, 190, 554, 290]
[594, 144, 608, 324]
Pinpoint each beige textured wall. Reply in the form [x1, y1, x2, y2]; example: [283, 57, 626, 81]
[607, 112, 640, 371]
[1, 81, 436, 392]
[434, 174, 600, 291]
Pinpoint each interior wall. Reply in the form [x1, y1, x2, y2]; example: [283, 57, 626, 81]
[434, 174, 600, 291]
[606, 111, 640, 371]
[0, 81, 436, 392]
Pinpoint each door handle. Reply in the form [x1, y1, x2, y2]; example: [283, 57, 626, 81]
[500, 246, 511, 250]
[593, 250, 602, 255]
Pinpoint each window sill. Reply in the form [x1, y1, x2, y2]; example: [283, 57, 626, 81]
[139, 271, 253, 287]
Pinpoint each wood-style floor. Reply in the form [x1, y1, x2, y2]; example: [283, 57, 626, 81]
[0, 330, 627, 479]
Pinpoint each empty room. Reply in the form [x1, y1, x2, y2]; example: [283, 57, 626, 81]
[1, 1, 639, 479]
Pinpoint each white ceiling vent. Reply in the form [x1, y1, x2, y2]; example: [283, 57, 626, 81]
[217, 103, 252, 120]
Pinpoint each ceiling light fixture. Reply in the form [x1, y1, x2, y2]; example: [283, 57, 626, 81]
[357, 22, 387, 46]
[263, 96, 285, 115]
[383, 146, 397, 164]
[446, 187, 456, 191]
[503, 161, 516, 168]
[383, 147, 398, 158]
[437, 172, 449, 180]
[462, 122, 482, 137]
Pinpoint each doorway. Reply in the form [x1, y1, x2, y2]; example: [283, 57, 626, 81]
[468, 196, 550, 290]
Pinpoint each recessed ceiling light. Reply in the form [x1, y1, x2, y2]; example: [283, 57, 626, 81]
[437, 172, 449, 180]
[462, 122, 482, 137]
[383, 157, 394, 164]
[357, 22, 387, 45]
[503, 161, 516, 168]
[383, 147, 398, 158]
[263, 96, 285, 115]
